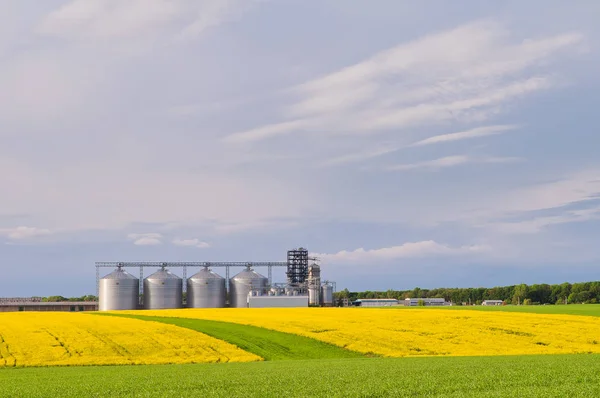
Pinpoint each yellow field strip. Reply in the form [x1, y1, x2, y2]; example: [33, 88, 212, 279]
[125, 308, 600, 357]
[0, 313, 260, 367]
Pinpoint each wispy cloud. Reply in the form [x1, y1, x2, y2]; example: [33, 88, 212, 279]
[312, 241, 490, 264]
[321, 145, 400, 166]
[385, 155, 521, 172]
[410, 125, 519, 147]
[127, 232, 162, 246]
[224, 21, 583, 143]
[0, 226, 52, 240]
[38, 0, 258, 42]
[172, 238, 210, 248]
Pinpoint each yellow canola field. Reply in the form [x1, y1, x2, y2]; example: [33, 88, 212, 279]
[0, 313, 260, 367]
[127, 308, 600, 357]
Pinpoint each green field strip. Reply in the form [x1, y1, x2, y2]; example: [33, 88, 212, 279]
[95, 313, 365, 361]
[379, 303, 600, 317]
[2, 354, 600, 397]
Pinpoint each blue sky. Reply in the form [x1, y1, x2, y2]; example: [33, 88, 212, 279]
[1, 1, 600, 296]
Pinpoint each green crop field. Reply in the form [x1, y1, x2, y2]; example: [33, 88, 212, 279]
[385, 303, 600, 317]
[2, 354, 600, 397]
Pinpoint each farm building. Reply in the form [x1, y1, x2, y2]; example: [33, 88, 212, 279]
[481, 300, 504, 306]
[353, 299, 399, 307]
[404, 298, 450, 306]
[0, 301, 97, 312]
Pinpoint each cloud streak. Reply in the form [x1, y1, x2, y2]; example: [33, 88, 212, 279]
[225, 22, 583, 143]
[385, 155, 521, 172]
[410, 125, 519, 147]
[1, 226, 52, 240]
[172, 238, 210, 248]
[313, 241, 490, 264]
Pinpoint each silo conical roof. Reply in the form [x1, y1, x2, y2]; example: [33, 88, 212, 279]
[101, 268, 137, 280]
[145, 268, 181, 280]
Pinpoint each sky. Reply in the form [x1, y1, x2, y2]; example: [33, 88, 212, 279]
[1, 0, 600, 297]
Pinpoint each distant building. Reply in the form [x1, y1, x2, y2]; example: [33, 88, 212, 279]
[0, 301, 98, 312]
[247, 295, 308, 308]
[404, 298, 450, 306]
[353, 299, 399, 307]
[481, 300, 504, 306]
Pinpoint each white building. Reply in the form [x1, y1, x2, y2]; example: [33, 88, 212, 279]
[481, 300, 504, 306]
[247, 295, 309, 308]
[404, 298, 450, 306]
[353, 299, 399, 307]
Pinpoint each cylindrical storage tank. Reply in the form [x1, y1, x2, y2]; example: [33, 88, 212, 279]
[321, 284, 334, 307]
[309, 287, 320, 305]
[187, 267, 226, 308]
[143, 267, 182, 310]
[99, 267, 139, 311]
[229, 266, 268, 308]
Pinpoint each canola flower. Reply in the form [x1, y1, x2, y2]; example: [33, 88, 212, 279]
[0, 312, 260, 367]
[128, 308, 600, 357]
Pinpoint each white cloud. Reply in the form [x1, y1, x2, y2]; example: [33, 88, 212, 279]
[127, 233, 162, 246]
[225, 21, 583, 143]
[386, 155, 521, 172]
[313, 241, 490, 264]
[172, 238, 210, 248]
[38, 0, 179, 39]
[38, 0, 257, 42]
[1, 226, 52, 240]
[176, 0, 260, 42]
[410, 125, 518, 147]
[321, 145, 400, 167]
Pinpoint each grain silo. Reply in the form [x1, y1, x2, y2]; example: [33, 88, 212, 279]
[143, 266, 182, 309]
[320, 282, 334, 307]
[229, 266, 268, 308]
[98, 266, 139, 311]
[308, 262, 321, 306]
[187, 266, 226, 308]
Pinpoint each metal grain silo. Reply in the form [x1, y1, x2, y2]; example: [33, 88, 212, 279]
[99, 266, 139, 311]
[308, 263, 321, 306]
[229, 266, 268, 308]
[187, 266, 226, 308]
[321, 283, 334, 307]
[143, 266, 182, 309]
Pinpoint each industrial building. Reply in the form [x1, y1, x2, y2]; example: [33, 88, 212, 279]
[353, 299, 399, 307]
[97, 247, 337, 311]
[0, 297, 97, 312]
[404, 298, 450, 306]
[481, 300, 504, 306]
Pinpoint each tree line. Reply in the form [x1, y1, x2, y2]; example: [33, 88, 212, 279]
[41, 295, 98, 302]
[334, 281, 600, 305]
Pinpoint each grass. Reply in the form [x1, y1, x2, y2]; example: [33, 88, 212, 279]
[386, 303, 600, 317]
[1, 354, 600, 397]
[96, 313, 365, 361]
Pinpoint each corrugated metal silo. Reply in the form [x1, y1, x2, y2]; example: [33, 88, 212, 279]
[99, 266, 139, 311]
[187, 266, 226, 308]
[320, 283, 334, 307]
[229, 266, 268, 308]
[308, 263, 321, 306]
[143, 267, 182, 310]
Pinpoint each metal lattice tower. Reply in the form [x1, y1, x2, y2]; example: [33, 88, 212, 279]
[286, 248, 309, 287]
